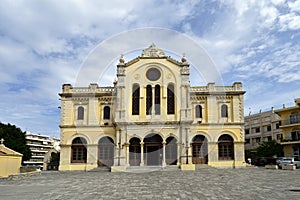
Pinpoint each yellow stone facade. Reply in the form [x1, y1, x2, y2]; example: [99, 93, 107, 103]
[59, 44, 246, 171]
[275, 98, 300, 159]
[0, 141, 23, 178]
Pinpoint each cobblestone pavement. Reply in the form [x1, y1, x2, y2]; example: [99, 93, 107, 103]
[1, 167, 300, 200]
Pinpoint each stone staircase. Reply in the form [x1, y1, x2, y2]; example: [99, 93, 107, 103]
[126, 165, 180, 173]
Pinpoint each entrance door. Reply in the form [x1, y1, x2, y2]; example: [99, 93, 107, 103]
[129, 137, 141, 166]
[166, 137, 177, 165]
[98, 137, 114, 167]
[143, 134, 163, 166]
[145, 145, 162, 165]
[192, 135, 208, 164]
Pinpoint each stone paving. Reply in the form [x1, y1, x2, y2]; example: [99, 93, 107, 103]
[0, 167, 300, 199]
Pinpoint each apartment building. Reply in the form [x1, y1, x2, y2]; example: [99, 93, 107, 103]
[244, 108, 282, 151]
[24, 131, 60, 169]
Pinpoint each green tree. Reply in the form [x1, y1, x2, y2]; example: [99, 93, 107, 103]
[0, 122, 31, 162]
[256, 140, 283, 158]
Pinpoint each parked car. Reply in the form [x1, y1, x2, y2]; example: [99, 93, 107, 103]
[253, 157, 276, 166]
[276, 157, 284, 168]
[279, 157, 300, 168]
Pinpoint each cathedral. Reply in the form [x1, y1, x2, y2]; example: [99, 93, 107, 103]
[59, 44, 246, 171]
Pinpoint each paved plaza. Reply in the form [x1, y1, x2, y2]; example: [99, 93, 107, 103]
[1, 167, 300, 199]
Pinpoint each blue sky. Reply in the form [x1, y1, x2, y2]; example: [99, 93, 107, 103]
[0, 0, 299, 137]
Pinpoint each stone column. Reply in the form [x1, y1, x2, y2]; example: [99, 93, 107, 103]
[125, 143, 129, 166]
[87, 144, 98, 169]
[207, 142, 217, 165]
[140, 142, 144, 166]
[177, 142, 181, 166]
[152, 86, 155, 115]
[188, 145, 193, 164]
[162, 141, 166, 167]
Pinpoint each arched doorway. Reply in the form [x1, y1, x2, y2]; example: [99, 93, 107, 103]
[218, 134, 234, 160]
[166, 137, 177, 165]
[98, 136, 114, 167]
[129, 137, 141, 166]
[144, 134, 163, 166]
[192, 135, 208, 164]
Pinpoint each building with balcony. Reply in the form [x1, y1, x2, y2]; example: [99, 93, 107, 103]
[275, 98, 300, 160]
[59, 44, 246, 171]
[24, 131, 60, 169]
[244, 109, 282, 151]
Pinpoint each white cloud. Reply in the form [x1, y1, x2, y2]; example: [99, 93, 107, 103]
[288, 0, 300, 12]
[279, 13, 300, 31]
[0, 0, 299, 135]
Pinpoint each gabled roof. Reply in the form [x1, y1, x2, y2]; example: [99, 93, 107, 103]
[0, 144, 23, 156]
[117, 44, 187, 68]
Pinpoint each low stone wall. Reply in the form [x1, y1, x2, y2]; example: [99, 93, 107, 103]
[282, 165, 296, 170]
[265, 165, 278, 169]
[7, 170, 41, 181]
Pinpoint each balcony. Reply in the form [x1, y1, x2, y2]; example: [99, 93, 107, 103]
[281, 114, 300, 126]
[280, 131, 300, 144]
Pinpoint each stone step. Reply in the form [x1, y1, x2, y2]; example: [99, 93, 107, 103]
[162, 165, 180, 171]
[88, 166, 111, 172]
[126, 165, 180, 173]
[195, 164, 214, 170]
[126, 166, 163, 173]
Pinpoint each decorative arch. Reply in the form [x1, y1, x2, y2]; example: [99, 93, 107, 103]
[68, 133, 91, 145]
[166, 133, 179, 141]
[98, 136, 115, 167]
[189, 131, 211, 143]
[218, 134, 234, 160]
[142, 131, 165, 142]
[217, 131, 238, 142]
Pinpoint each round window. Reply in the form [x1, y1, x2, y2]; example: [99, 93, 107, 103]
[146, 68, 161, 81]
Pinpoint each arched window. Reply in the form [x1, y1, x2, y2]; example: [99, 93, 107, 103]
[71, 137, 87, 163]
[77, 106, 84, 120]
[167, 84, 175, 114]
[103, 106, 110, 120]
[132, 84, 140, 115]
[155, 85, 160, 115]
[218, 134, 234, 160]
[195, 105, 202, 118]
[146, 85, 152, 115]
[221, 104, 228, 118]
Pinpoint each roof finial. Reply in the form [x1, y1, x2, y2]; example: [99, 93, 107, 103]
[0, 138, 4, 145]
[181, 53, 187, 63]
[119, 54, 125, 64]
